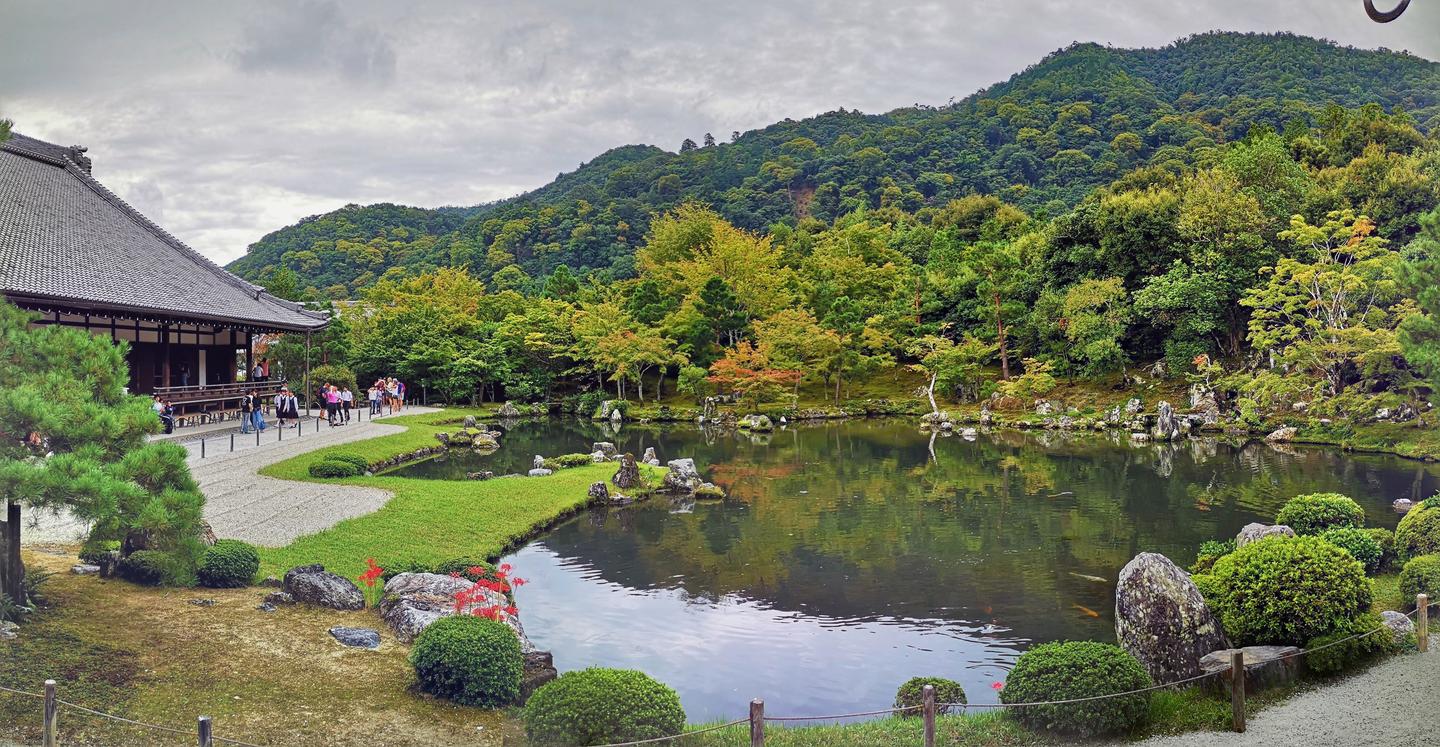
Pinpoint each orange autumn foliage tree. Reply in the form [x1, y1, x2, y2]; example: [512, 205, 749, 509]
[706, 342, 801, 404]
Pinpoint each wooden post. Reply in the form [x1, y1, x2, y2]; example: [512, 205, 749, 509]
[197, 715, 212, 747]
[922, 684, 936, 747]
[1230, 650, 1246, 733]
[749, 699, 765, 747]
[1419, 594, 1430, 653]
[200, 439, 205, 459]
[43, 679, 57, 747]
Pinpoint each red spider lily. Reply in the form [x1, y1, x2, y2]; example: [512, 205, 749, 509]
[991, 681, 1005, 691]
[357, 559, 386, 607]
[450, 565, 528, 620]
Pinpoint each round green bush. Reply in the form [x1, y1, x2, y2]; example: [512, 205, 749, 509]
[1190, 539, 1235, 574]
[78, 538, 120, 565]
[1396, 498, 1440, 562]
[197, 540, 260, 588]
[545, 453, 595, 470]
[523, 668, 685, 746]
[1399, 555, 1440, 607]
[894, 676, 966, 717]
[1206, 535, 1371, 646]
[1304, 612, 1390, 674]
[323, 452, 370, 471]
[998, 641, 1152, 737]
[409, 616, 522, 707]
[1364, 528, 1397, 570]
[117, 550, 170, 586]
[1319, 527, 1384, 574]
[1275, 492, 1366, 535]
[308, 459, 363, 478]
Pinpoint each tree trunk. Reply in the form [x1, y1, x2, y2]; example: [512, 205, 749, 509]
[1, 502, 23, 604]
[995, 291, 1010, 380]
[926, 372, 939, 415]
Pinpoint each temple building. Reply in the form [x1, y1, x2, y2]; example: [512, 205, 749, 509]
[0, 132, 327, 420]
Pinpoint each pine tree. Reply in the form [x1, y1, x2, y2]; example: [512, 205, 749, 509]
[1400, 207, 1440, 420]
[0, 301, 205, 600]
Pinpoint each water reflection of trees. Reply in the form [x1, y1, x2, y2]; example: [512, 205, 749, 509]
[534, 422, 1439, 645]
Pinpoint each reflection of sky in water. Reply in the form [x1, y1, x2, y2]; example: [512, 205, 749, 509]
[510, 544, 1022, 722]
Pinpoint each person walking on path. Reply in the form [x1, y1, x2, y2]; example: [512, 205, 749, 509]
[341, 386, 354, 422]
[368, 382, 381, 415]
[239, 390, 254, 434]
[249, 391, 268, 433]
[275, 387, 300, 428]
[324, 384, 342, 427]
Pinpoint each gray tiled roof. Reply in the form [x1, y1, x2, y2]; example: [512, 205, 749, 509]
[0, 132, 326, 332]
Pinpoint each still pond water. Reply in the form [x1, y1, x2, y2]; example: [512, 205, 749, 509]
[392, 418, 1435, 721]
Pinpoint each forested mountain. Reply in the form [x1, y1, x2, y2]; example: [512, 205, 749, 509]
[225, 31, 1440, 297]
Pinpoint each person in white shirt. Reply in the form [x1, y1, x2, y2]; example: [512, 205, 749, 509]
[341, 386, 354, 422]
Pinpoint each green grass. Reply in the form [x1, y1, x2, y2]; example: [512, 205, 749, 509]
[679, 711, 1041, 747]
[255, 407, 664, 579]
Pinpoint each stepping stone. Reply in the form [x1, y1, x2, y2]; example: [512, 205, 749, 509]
[329, 626, 381, 649]
[71, 564, 100, 575]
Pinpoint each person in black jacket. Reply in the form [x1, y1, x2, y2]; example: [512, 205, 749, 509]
[239, 391, 254, 434]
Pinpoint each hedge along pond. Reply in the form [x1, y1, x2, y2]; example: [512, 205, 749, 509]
[391, 417, 1435, 721]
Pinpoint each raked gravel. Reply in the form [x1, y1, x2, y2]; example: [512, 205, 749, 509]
[1122, 637, 1438, 747]
[21, 407, 441, 548]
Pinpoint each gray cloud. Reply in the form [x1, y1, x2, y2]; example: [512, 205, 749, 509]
[0, 0, 1435, 264]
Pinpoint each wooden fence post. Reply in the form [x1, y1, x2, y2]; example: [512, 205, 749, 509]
[1230, 650, 1246, 733]
[197, 715, 212, 747]
[1419, 594, 1430, 653]
[749, 699, 765, 747]
[922, 684, 936, 747]
[43, 679, 57, 747]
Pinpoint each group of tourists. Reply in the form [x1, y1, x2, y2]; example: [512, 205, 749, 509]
[239, 390, 269, 434]
[319, 383, 355, 426]
[152, 395, 174, 434]
[368, 377, 406, 415]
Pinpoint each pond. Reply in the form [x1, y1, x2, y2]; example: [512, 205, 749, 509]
[391, 418, 1437, 722]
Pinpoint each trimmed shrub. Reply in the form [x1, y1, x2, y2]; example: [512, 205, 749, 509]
[1304, 612, 1391, 674]
[78, 538, 120, 565]
[545, 453, 594, 470]
[1396, 497, 1440, 562]
[894, 676, 966, 717]
[1364, 528, 1397, 570]
[1190, 539, 1235, 573]
[308, 459, 363, 478]
[524, 668, 685, 746]
[1319, 527, 1384, 574]
[117, 550, 170, 586]
[323, 452, 371, 471]
[1275, 492, 1365, 535]
[1399, 555, 1440, 607]
[999, 641, 1152, 737]
[1206, 535, 1371, 646]
[197, 540, 260, 588]
[409, 616, 523, 707]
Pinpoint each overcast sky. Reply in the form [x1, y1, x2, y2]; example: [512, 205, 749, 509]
[1, 0, 1436, 264]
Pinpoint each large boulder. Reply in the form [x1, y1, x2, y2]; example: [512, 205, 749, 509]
[1265, 426, 1297, 443]
[641, 447, 660, 466]
[520, 651, 559, 703]
[282, 565, 365, 611]
[462, 415, 478, 428]
[1114, 553, 1230, 683]
[380, 572, 532, 650]
[472, 432, 499, 450]
[1236, 523, 1296, 548]
[611, 453, 642, 489]
[497, 401, 522, 418]
[591, 442, 617, 458]
[587, 482, 610, 504]
[1152, 401, 1180, 441]
[738, 414, 774, 431]
[1034, 399, 1056, 416]
[329, 626, 381, 649]
[1200, 646, 1304, 696]
[1380, 610, 1416, 646]
[662, 458, 703, 494]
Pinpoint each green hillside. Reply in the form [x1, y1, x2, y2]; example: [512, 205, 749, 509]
[225, 32, 1440, 296]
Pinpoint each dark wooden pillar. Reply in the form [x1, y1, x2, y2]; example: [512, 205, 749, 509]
[161, 323, 172, 388]
[244, 331, 253, 382]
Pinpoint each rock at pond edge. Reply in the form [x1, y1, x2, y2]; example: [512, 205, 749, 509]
[282, 564, 365, 611]
[1115, 552, 1230, 683]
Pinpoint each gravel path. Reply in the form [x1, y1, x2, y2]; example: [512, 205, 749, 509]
[1128, 638, 1438, 746]
[21, 407, 442, 547]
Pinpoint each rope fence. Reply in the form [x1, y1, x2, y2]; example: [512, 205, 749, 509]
[3, 593, 1432, 747]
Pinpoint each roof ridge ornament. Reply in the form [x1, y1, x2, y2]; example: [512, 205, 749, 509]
[66, 144, 92, 174]
[1364, 0, 1411, 22]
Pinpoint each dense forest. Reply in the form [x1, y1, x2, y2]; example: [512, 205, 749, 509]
[246, 32, 1440, 428]
[227, 32, 1440, 295]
